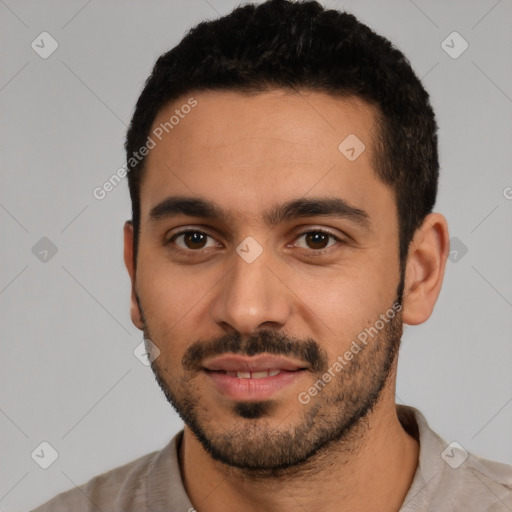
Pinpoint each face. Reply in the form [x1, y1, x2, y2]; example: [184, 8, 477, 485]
[128, 89, 405, 472]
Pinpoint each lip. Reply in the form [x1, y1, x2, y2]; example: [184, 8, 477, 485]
[204, 368, 307, 401]
[202, 354, 309, 401]
[202, 354, 309, 373]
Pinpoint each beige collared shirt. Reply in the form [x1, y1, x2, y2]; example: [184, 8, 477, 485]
[31, 405, 512, 511]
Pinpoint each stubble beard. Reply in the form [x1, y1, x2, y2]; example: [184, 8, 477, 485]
[141, 299, 403, 477]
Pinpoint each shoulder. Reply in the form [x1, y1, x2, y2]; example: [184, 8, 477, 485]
[439, 451, 512, 510]
[29, 436, 179, 512]
[398, 405, 512, 511]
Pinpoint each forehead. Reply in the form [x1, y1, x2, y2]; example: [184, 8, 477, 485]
[140, 89, 393, 226]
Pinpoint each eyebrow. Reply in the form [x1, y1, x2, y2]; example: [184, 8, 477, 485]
[148, 195, 371, 230]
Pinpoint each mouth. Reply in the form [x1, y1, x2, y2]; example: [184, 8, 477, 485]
[207, 369, 287, 379]
[202, 354, 309, 401]
[202, 353, 309, 373]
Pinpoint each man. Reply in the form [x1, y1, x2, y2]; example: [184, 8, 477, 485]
[32, 0, 512, 510]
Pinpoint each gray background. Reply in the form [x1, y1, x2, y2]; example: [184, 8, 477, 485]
[1, 0, 511, 510]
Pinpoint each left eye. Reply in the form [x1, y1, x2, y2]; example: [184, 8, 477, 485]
[294, 230, 340, 250]
[170, 230, 218, 250]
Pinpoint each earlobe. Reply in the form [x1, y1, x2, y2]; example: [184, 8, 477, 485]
[401, 213, 450, 326]
[123, 221, 144, 330]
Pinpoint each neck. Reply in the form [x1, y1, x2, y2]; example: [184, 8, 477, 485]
[179, 373, 419, 512]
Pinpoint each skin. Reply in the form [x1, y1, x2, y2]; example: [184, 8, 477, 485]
[123, 89, 450, 512]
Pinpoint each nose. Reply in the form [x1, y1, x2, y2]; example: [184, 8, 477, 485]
[209, 246, 292, 335]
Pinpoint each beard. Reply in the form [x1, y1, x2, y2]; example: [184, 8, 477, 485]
[137, 277, 404, 476]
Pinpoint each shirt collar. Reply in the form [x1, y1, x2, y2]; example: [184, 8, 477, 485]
[397, 404, 447, 510]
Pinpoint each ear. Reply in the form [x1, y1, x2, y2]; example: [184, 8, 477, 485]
[402, 213, 450, 325]
[123, 220, 144, 330]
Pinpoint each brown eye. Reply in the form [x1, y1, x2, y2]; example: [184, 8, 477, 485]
[295, 230, 339, 251]
[170, 230, 217, 250]
[183, 232, 207, 249]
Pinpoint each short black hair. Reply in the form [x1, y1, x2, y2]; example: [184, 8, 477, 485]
[125, 0, 439, 274]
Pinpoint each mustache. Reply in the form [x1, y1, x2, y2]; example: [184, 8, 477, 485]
[182, 329, 329, 373]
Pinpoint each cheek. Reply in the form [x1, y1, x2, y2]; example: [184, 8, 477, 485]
[136, 254, 220, 353]
[137, 245, 202, 313]
[288, 265, 394, 354]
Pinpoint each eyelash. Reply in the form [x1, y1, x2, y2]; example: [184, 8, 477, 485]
[166, 228, 344, 255]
